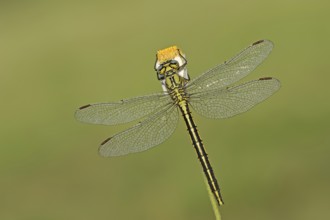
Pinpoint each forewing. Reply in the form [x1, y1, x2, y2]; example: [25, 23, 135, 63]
[187, 40, 274, 93]
[99, 105, 179, 157]
[75, 93, 171, 125]
[189, 78, 280, 119]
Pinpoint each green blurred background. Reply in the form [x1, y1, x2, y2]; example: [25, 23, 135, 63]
[1, 0, 329, 219]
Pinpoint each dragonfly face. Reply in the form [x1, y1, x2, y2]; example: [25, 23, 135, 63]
[155, 46, 190, 92]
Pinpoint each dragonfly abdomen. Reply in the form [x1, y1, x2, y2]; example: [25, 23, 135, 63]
[178, 101, 224, 205]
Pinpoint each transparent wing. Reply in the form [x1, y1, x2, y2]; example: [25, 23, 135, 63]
[99, 104, 179, 157]
[75, 93, 172, 125]
[187, 40, 274, 93]
[188, 78, 280, 119]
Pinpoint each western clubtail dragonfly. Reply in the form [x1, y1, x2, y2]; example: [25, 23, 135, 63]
[75, 39, 280, 205]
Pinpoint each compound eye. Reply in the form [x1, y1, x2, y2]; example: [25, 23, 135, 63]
[157, 68, 165, 79]
[169, 60, 179, 69]
[156, 64, 163, 72]
[159, 67, 166, 74]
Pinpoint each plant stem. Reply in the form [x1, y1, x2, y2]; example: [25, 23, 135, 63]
[204, 177, 222, 220]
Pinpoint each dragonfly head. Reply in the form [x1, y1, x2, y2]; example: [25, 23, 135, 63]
[154, 46, 189, 81]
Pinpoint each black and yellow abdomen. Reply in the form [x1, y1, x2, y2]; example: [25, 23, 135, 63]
[178, 99, 224, 205]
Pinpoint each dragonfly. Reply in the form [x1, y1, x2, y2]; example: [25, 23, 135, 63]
[75, 39, 280, 206]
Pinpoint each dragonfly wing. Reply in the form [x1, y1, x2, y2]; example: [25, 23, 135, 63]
[187, 40, 274, 93]
[99, 104, 179, 157]
[189, 77, 280, 119]
[75, 93, 172, 125]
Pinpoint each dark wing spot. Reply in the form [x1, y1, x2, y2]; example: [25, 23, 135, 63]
[101, 137, 111, 145]
[79, 104, 91, 110]
[252, 40, 264, 46]
[259, 77, 273, 80]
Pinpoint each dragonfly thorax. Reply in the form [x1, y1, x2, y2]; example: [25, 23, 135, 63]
[154, 45, 190, 92]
